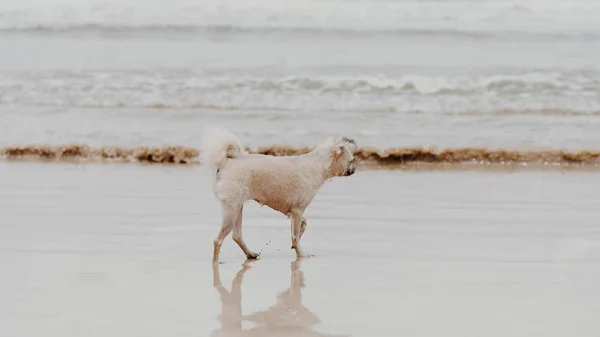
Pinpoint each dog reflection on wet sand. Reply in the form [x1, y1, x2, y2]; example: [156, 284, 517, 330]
[211, 258, 348, 337]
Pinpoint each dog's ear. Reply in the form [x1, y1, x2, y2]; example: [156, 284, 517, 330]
[341, 137, 357, 153]
[334, 144, 344, 156]
[331, 137, 357, 157]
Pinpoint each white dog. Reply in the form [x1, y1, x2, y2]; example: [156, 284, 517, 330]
[200, 127, 357, 263]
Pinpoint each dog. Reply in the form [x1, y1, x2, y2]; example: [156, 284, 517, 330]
[200, 127, 357, 263]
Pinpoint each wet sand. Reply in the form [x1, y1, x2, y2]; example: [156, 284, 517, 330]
[1, 161, 600, 337]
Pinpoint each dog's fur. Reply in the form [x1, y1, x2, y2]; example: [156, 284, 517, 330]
[200, 127, 357, 262]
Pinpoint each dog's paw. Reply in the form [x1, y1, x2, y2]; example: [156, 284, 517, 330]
[300, 252, 317, 258]
[295, 251, 316, 258]
[246, 251, 260, 260]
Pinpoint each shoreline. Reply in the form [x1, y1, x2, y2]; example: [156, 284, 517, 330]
[2, 144, 600, 172]
[3, 156, 600, 172]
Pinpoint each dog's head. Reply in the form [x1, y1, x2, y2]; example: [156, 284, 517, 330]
[320, 136, 358, 178]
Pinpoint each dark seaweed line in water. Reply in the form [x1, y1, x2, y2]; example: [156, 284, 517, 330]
[1, 144, 600, 169]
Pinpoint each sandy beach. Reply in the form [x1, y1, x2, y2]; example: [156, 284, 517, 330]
[1, 161, 599, 337]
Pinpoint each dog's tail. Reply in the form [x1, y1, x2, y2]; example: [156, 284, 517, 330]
[200, 127, 245, 172]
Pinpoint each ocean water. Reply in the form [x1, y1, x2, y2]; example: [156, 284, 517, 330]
[1, 0, 600, 153]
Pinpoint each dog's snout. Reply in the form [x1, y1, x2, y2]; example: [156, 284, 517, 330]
[344, 166, 356, 176]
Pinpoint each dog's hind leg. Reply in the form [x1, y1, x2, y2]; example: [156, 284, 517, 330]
[290, 212, 306, 257]
[232, 205, 260, 260]
[299, 217, 307, 239]
[212, 202, 237, 263]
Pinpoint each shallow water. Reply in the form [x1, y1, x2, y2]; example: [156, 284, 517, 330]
[1, 162, 599, 337]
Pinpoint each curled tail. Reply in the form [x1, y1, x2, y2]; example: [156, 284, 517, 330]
[200, 127, 245, 172]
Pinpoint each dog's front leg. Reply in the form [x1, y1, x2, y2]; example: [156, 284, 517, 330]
[290, 213, 306, 257]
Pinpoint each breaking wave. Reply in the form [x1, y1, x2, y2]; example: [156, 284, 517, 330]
[2, 71, 599, 114]
[2, 144, 599, 169]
